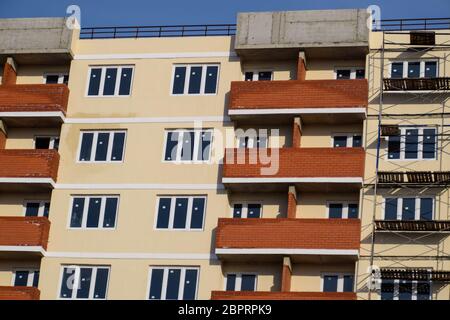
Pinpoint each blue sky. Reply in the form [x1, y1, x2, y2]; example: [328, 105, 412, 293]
[0, 0, 449, 27]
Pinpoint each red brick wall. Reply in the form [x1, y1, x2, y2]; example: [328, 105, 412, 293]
[292, 121, 301, 147]
[211, 291, 357, 300]
[230, 79, 368, 110]
[1, 61, 17, 85]
[0, 287, 40, 300]
[297, 57, 306, 81]
[0, 130, 5, 149]
[287, 192, 297, 219]
[0, 217, 50, 250]
[281, 264, 292, 292]
[215, 218, 361, 250]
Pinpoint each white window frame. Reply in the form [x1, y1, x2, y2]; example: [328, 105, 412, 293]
[34, 135, 60, 150]
[321, 273, 354, 292]
[12, 269, 39, 287]
[331, 133, 363, 148]
[77, 130, 127, 163]
[85, 65, 134, 97]
[326, 201, 359, 219]
[381, 279, 432, 300]
[147, 266, 199, 300]
[334, 67, 365, 80]
[224, 273, 258, 291]
[68, 195, 120, 230]
[154, 196, 207, 231]
[386, 126, 437, 161]
[58, 265, 110, 300]
[243, 70, 273, 81]
[382, 197, 435, 220]
[43, 73, 68, 84]
[170, 64, 220, 96]
[23, 200, 50, 217]
[230, 202, 263, 218]
[388, 60, 439, 79]
[162, 129, 213, 163]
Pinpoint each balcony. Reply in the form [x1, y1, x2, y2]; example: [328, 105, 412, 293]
[0, 84, 68, 127]
[222, 148, 365, 191]
[0, 149, 59, 190]
[211, 291, 357, 300]
[215, 218, 361, 261]
[0, 217, 50, 257]
[228, 80, 368, 123]
[383, 78, 450, 92]
[0, 287, 40, 300]
[375, 220, 450, 233]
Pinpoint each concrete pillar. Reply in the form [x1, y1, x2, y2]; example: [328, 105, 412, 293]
[281, 256, 292, 292]
[287, 185, 297, 219]
[2, 57, 17, 85]
[297, 51, 307, 81]
[292, 117, 302, 148]
[0, 121, 7, 149]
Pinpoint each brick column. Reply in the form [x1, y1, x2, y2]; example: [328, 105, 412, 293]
[0, 121, 6, 149]
[2, 57, 17, 85]
[287, 185, 297, 219]
[281, 256, 292, 292]
[297, 51, 307, 81]
[292, 117, 302, 148]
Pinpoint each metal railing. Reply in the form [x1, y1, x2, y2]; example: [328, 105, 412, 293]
[375, 17, 450, 31]
[80, 24, 236, 39]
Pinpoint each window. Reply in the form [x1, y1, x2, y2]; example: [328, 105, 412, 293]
[13, 270, 39, 287]
[24, 201, 50, 218]
[322, 274, 354, 292]
[387, 127, 436, 160]
[335, 68, 365, 80]
[244, 71, 273, 81]
[390, 61, 438, 79]
[44, 73, 69, 85]
[332, 134, 363, 148]
[384, 197, 433, 221]
[232, 202, 262, 218]
[148, 267, 199, 300]
[381, 280, 430, 300]
[237, 134, 268, 149]
[155, 196, 206, 230]
[87, 66, 134, 96]
[78, 131, 126, 162]
[164, 130, 212, 162]
[226, 273, 257, 291]
[172, 64, 219, 95]
[34, 136, 60, 150]
[59, 266, 110, 300]
[69, 196, 119, 229]
[327, 202, 359, 219]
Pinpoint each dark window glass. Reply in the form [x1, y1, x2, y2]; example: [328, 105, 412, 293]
[103, 68, 117, 95]
[204, 66, 218, 94]
[257, 136, 268, 148]
[172, 67, 186, 94]
[388, 135, 401, 159]
[14, 271, 29, 286]
[35, 137, 50, 149]
[181, 132, 195, 161]
[103, 198, 118, 228]
[391, 63, 404, 79]
[118, 68, 133, 95]
[183, 269, 198, 300]
[173, 198, 188, 229]
[25, 203, 40, 217]
[111, 132, 125, 161]
[334, 136, 347, 148]
[247, 204, 261, 218]
[352, 136, 362, 147]
[32, 271, 40, 288]
[417, 282, 430, 300]
[348, 204, 359, 219]
[233, 204, 243, 218]
[45, 75, 59, 84]
[53, 138, 60, 151]
[79, 133, 94, 161]
[226, 274, 237, 291]
[329, 203, 343, 218]
[76, 268, 93, 299]
[93, 268, 109, 299]
[402, 198, 416, 221]
[424, 61, 437, 78]
[190, 198, 205, 229]
[60, 268, 75, 298]
[343, 275, 354, 292]
[94, 133, 109, 161]
[323, 275, 338, 292]
[198, 131, 212, 161]
[241, 275, 256, 291]
[166, 269, 181, 300]
[165, 132, 179, 161]
[63, 75, 69, 85]
[244, 72, 253, 81]
[399, 281, 412, 300]
[86, 197, 102, 228]
[156, 198, 171, 229]
[337, 70, 351, 79]
[420, 198, 433, 221]
[148, 269, 164, 300]
[407, 62, 420, 78]
[43, 202, 50, 218]
[70, 198, 85, 228]
[381, 280, 394, 300]
[423, 129, 436, 159]
[258, 71, 272, 81]
[405, 129, 419, 159]
[356, 69, 365, 79]
[385, 198, 398, 220]
[188, 66, 202, 94]
[88, 68, 102, 96]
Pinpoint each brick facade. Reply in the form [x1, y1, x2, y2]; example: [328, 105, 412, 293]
[0, 287, 40, 300]
[0, 217, 50, 250]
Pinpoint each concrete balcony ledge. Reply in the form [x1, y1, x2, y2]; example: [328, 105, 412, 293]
[211, 291, 357, 300]
[0, 286, 40, 300]
[0, 217, 50, 254]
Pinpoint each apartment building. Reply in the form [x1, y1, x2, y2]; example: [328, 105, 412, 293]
[0, 9, 449, 300]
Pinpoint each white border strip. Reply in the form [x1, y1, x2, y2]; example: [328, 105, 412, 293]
[65, 116, 230, 124]
[229, 108, 367, 116]
[0, 111, 65, 120]
[0, 178, 56, 187]
[222, 177, 363, 184]
[54, 183, 224, 190]
[215, 248, 359, 256]
[74, 51, 237, 61]
[0, 246, 45, 255]
[45, 252, 216, 260]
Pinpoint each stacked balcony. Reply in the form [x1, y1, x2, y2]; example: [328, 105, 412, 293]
[0, 286, 40, 300]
